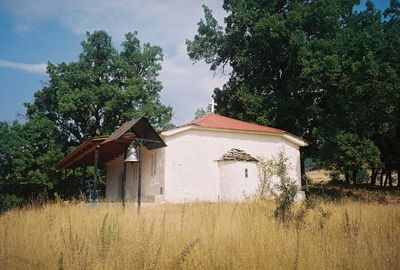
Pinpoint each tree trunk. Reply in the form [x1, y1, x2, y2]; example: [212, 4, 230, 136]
[345, 171, 350, 185]
[370, 167, 377, 186]
[397, 169, 400, 190]
[384, 170, 389, 187]
[352, 169, 358, 186]
[379, 169, 384, 187]
[388, 170, 393, 187]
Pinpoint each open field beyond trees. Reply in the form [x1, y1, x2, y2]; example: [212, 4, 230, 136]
[0, 200, 399, 270]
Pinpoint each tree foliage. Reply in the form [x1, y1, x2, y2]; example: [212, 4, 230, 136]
[26, 30, 172, 145]
[194, 107, 207, 119]
[319, 132, 381, 184]
[257, 151, 299, 223]
[187, 0, 400, 184]
[0, 117, 65, 209]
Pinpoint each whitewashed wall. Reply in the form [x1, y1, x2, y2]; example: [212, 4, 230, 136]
[162, 128, 303, 203]
[105, 147, 165, 202]
[140, 147, 165, 202]
[106, 128, 304, 203]
[281, 139, 305, 200]
[218, 160, 259, 201]
[106, 155, 123, 201]
[106, 155, 135, 201]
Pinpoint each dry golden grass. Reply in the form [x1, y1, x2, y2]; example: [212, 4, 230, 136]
[0, 200, 399, 270]
[306, 169, 332, 184]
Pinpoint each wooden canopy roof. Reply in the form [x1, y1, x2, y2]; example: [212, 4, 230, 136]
[56, 117, 166, 171]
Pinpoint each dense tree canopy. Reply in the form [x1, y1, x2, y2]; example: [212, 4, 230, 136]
[187, 0, 400, 185]
[188, 0, 356, 135]
[26, 30, 172, 146]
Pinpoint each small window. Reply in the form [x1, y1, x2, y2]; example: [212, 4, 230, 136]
[160, 187, 163, 194]
[245, 168, 248, 178]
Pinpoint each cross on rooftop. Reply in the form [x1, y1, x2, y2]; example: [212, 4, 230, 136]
[208, 98, 217, 113]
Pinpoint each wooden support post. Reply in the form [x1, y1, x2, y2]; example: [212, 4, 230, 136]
[94, 145, 99, 201]
[72, 168, 76, 196]
[82, 155, 86, 182]
[82, 155, 86, 197]
[137, 144, 142, 214]
[122, 149, 127, 208]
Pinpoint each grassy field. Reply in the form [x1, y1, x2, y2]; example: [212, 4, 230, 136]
[0, 200, 399, 270]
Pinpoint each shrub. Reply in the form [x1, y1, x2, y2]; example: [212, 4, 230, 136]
[258, 151, 330, 227]
[257, 151, 299, 223]
[0, 194, 23, 213]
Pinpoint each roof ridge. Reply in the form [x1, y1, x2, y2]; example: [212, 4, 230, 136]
[163, 113, 287, 135]
[191, 112, 214, 125]
[191, 113, 286, 134]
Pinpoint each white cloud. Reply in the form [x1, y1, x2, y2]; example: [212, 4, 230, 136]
[0, 0, 228, 124]
[0, 0, 226, 48]
[0, 59, 47, 74]
[160, 43, 228, 123]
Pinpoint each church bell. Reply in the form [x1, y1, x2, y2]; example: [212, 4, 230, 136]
[124, 147, 139, 163]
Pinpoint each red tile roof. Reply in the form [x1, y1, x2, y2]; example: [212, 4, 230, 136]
[188, 113, 286, 134]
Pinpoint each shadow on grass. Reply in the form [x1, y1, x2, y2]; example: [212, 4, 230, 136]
[306, 181, 400, 204]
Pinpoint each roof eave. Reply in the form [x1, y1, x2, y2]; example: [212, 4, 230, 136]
[161, 125, 308, 147]
[56, 136, 107, 170]
[282, 134, 309, 147]
[162, 124, 286, 136]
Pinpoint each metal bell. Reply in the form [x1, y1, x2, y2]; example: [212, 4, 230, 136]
[125, 147, 139, 162]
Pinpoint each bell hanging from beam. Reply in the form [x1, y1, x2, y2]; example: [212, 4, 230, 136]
[125, 147, 139, 163]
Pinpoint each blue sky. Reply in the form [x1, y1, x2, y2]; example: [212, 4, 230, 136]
[0, 0, 391, 125]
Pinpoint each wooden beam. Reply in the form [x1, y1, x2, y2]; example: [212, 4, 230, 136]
[93, 145, 99, 201]
[56, 136, 107, 170]
[137, 145, 142, 214]
[59, 143, 99, 171]
[82, 155, 86, 192]
[122, 149, 127, 208]
[59, 141, 131, 171]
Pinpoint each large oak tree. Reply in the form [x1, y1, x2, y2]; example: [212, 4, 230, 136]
[187, 0, 400, 185]
[26, 30, 173, 145]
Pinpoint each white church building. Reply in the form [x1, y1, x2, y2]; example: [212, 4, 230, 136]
[57, 113, 308, 203]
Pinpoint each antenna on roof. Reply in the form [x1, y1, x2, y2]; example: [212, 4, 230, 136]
[207, 98, 217, 113]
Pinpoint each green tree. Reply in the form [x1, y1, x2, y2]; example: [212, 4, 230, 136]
[187, 1, 400, 183]
[186, 0, 358, 182]
[318, 132, 380, 184]
[380, 0, 400, 188]
[26, 30, 173, 145]
[0, 117, 64, 209]
[0, 121, 23, 203]
[187, 1, 356, 137]
[312, 1, 400, 184]
[194, 107, 207, 119]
